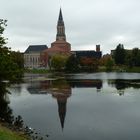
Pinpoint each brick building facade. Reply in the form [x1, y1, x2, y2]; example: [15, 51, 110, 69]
[41, 8, 71, 68]
[24, 8, 102, 69]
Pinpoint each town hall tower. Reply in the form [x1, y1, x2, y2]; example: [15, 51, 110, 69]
[56, 8, 66, 41]
[51, 8, 71, 52]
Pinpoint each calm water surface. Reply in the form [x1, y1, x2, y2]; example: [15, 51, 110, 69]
[7, 73, 140, 140]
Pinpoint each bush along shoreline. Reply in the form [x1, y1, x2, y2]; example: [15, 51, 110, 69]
[0, 82, 49, 140]
[0, 122, 29, 140]
[0, 115, 49, 140]
[0, 116, 31, 140]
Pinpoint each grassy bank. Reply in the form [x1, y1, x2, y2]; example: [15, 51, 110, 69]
[114, 66, 140, 73]
[0, 124, 30, 140]
[98, 66, 140, 73]
[24, 68, 50, 74]
[125, 67, 140, 73]
[24, 66, 140, 74]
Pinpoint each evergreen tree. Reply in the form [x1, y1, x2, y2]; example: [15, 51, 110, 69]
[131, 48, 140, 66]
[114, 44, 126, 65]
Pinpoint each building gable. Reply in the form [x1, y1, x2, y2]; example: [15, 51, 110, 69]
[24, 45, 48, 53]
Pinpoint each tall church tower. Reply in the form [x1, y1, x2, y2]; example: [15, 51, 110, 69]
[51, 8, 71, 52]
[41, 8, 71, 68]
[56, 8, 66, 41]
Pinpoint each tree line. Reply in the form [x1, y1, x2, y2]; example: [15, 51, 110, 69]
[50, 44, 140, 72]
[50, 54, 101, 72]
[113, 44, 140, 67]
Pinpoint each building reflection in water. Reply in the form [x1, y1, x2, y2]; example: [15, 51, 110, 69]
[27, 79, 103, 129]
[52, 89, 71, 130]
[46, 80, 71, 130]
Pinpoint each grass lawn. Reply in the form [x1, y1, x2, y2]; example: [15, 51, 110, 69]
[126, 67, 140, 73]
[24, 68, 50, 74]
[0, 124, 30, 140]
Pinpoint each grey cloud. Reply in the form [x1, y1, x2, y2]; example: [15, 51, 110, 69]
[1, 0, 140, 53]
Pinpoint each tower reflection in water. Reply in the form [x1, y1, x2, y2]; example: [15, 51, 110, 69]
[27, 79, 103, 129]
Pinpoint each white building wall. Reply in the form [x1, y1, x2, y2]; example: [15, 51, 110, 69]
[24, 53, 41, 69]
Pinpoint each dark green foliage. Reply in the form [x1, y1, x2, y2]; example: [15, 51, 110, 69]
[0, 19, 7, 47]
[113, 44, 126, 65]
[0, 19, 23, 82]
[125, 48, 140, 67]
[0, 82, 13, 124]
[65, 54, 80, 72]
[113, 44, 140, 67]
[11, 51, 24, 69]
[131, 48, 140, 66]
[105, 58, 114, 71]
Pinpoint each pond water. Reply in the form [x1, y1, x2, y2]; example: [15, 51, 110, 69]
[7, 73, 140, 139]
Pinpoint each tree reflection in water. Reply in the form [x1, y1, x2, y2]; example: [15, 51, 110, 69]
[0, 82, 45, 139]
[108, 79, 140, 96]
[0, 82, 14, 124]
[0, 82, 25, 128]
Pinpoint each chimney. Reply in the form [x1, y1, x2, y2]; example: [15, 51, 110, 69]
[96, 45, 100, 52]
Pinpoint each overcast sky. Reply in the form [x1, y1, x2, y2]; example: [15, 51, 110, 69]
[1, 0, 140, 54]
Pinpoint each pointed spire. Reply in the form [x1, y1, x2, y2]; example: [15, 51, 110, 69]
[57, 8, 64, 26]
[58, 8, 63, 21]
[56, 8, 66, 41]
[57, 100, 67, 130]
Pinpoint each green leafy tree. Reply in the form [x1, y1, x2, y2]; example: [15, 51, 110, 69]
[0, 19, 23, 82]
[51, 54, 68, 71]
[11, 51, 24, 69]
[0, 19, 7, 47]
[0, 49, 19, 81]
[114, 44, 126, 65]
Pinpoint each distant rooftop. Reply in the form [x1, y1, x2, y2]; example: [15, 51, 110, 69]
[24, 45, 48, 53]
[72, 50, 102, 58]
